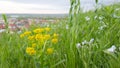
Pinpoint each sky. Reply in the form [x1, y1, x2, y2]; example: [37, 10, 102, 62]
[0, 0, 120, 14]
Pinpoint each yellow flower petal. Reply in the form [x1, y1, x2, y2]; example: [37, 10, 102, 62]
[47, 48, 54, 55]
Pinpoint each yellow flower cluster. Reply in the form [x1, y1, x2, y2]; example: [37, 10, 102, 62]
[44, 34, 51, 40]
[32, 43, 36, 48]
[34, 34, 51, 41]
[45, 27, 51, 31]
[53, 33, 59, 38]
[51, 33, 59, 44]
[33, 28, 44, 33]
[52, 38, 58, 44]
[20, 31, 31, 38]
[35, 34, 44, 40]
[47, 48, 54, 55]
[28, 35, 35, 40]
[20, 27, 59, 56]
[26, 47, 36, 55]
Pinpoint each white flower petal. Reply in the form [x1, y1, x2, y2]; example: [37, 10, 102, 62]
[107, 45, 116, 53]
[76, 43, 81, 48]
[66, 25, 69, 29]
[85, 16, 90, 21]
[89, 38, 94, 44]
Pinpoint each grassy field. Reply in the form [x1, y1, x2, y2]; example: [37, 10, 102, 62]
[0, 3, 120, 68]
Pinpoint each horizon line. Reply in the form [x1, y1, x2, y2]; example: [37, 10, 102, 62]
[0, 12, 69, 14]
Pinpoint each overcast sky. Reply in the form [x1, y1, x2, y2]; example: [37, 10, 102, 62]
[0, 0, 120, 14]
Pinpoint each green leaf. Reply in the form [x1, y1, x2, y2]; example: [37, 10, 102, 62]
[95, 0, 98, 4]
[52, 59, 66, 67]
[2, 14, 8, 29]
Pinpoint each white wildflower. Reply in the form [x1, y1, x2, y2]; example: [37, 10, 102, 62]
[99, 21, 105, 24]
[82, 40, 88, 45]
[98, 26, 104, 30]
[115, 8, 120, 11]
[113, 14, 117, 18]
[76, 43, 81, 48]
[85, 16, 90, 21]
[66, 24, 69, 29]
[98, 25, 107, 30]
[113, 8, 120, 18]
[89, 38, 94, 44]
[99, 16, 103, 20]
[103, 24, 107, 27]
[94, 15, 97, 19]
[107, 45, 116, 53]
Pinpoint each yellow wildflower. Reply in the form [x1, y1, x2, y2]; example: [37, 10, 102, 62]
[33, 28, 44, 33]
[20, 34, 24, 38]
[29, 50, 36, 55]
[39, 39, 45, 45]
[45, 27, 50, 31]
[35, 34, 43, 40]
[35, 34, 45, 44]
[26, 47, 33, 54]
[47, 48, 54, 55]
[44, 34, 50, 40]
[32, 43, 36, 48]
[52, 38, 58, 44]
[28, 36, 35, 40]
[53, 33, 59, 38]
[26, 47, 36, 55]
[24, 31, 31, 36]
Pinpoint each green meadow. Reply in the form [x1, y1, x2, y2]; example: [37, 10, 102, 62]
[0, 2, 120, 68]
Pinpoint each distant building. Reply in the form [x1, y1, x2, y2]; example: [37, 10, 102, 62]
[9, 24, 20, 31]
[0, 23, 5, 29]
